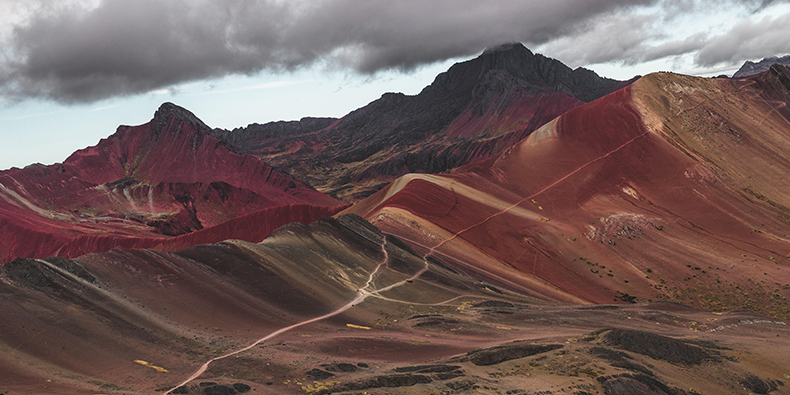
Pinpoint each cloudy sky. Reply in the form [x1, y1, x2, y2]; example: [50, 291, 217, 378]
[1, 0, 790, 170]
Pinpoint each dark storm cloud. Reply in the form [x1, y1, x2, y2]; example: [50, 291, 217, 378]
[284, 0, 659, 73]
[696, 13, 790, 66]
[1, 0, 291, 103]
[539, 0, 790, 68]
[755, 0, 783, 10]
[0, 0, 658, 103]
[667, 0, 790, 68]
[539, 12, 656, 67]
[0, 0, 787, 104]
[642, 34, 709, 62]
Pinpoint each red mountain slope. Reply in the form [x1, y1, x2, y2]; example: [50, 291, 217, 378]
[0, 103, 344, 262]
[346, 65, 790, 321]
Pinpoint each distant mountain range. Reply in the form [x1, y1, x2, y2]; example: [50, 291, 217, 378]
[734, 54, 790, 77]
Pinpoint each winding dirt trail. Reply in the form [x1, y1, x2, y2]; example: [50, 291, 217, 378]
[166, 236, 436, 393]
[165, 293, 371, 393]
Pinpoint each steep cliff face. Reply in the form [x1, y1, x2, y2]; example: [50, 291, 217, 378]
[347, 66, 790, 321]
[216, 44, 634, 201]
[0, 103, 344, 263]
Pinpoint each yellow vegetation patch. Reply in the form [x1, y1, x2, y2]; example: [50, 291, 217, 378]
[302, 381, 341, 394]
[369, 319, 389, 329]
[346, 323, 372, 330]
[133, 360, 168, 373]
[456, 301, 474, 311]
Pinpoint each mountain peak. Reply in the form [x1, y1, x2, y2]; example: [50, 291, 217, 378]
[428, 43, 623, 103]
[153, 102, 209, 129]
[482, 42, 532, 56]
[477, 42, 538, 71]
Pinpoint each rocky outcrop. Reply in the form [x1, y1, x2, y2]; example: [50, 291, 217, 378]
[313, 374, 433, 394]
[466, 343, 563, 366]
[599, 329, 721, 365]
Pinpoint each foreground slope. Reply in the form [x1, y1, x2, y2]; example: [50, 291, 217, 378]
[215, 44, 633, 201]
[1, 215, 787, 395]
[347, 65, 790, 321]
[0, 103, 343, 262]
